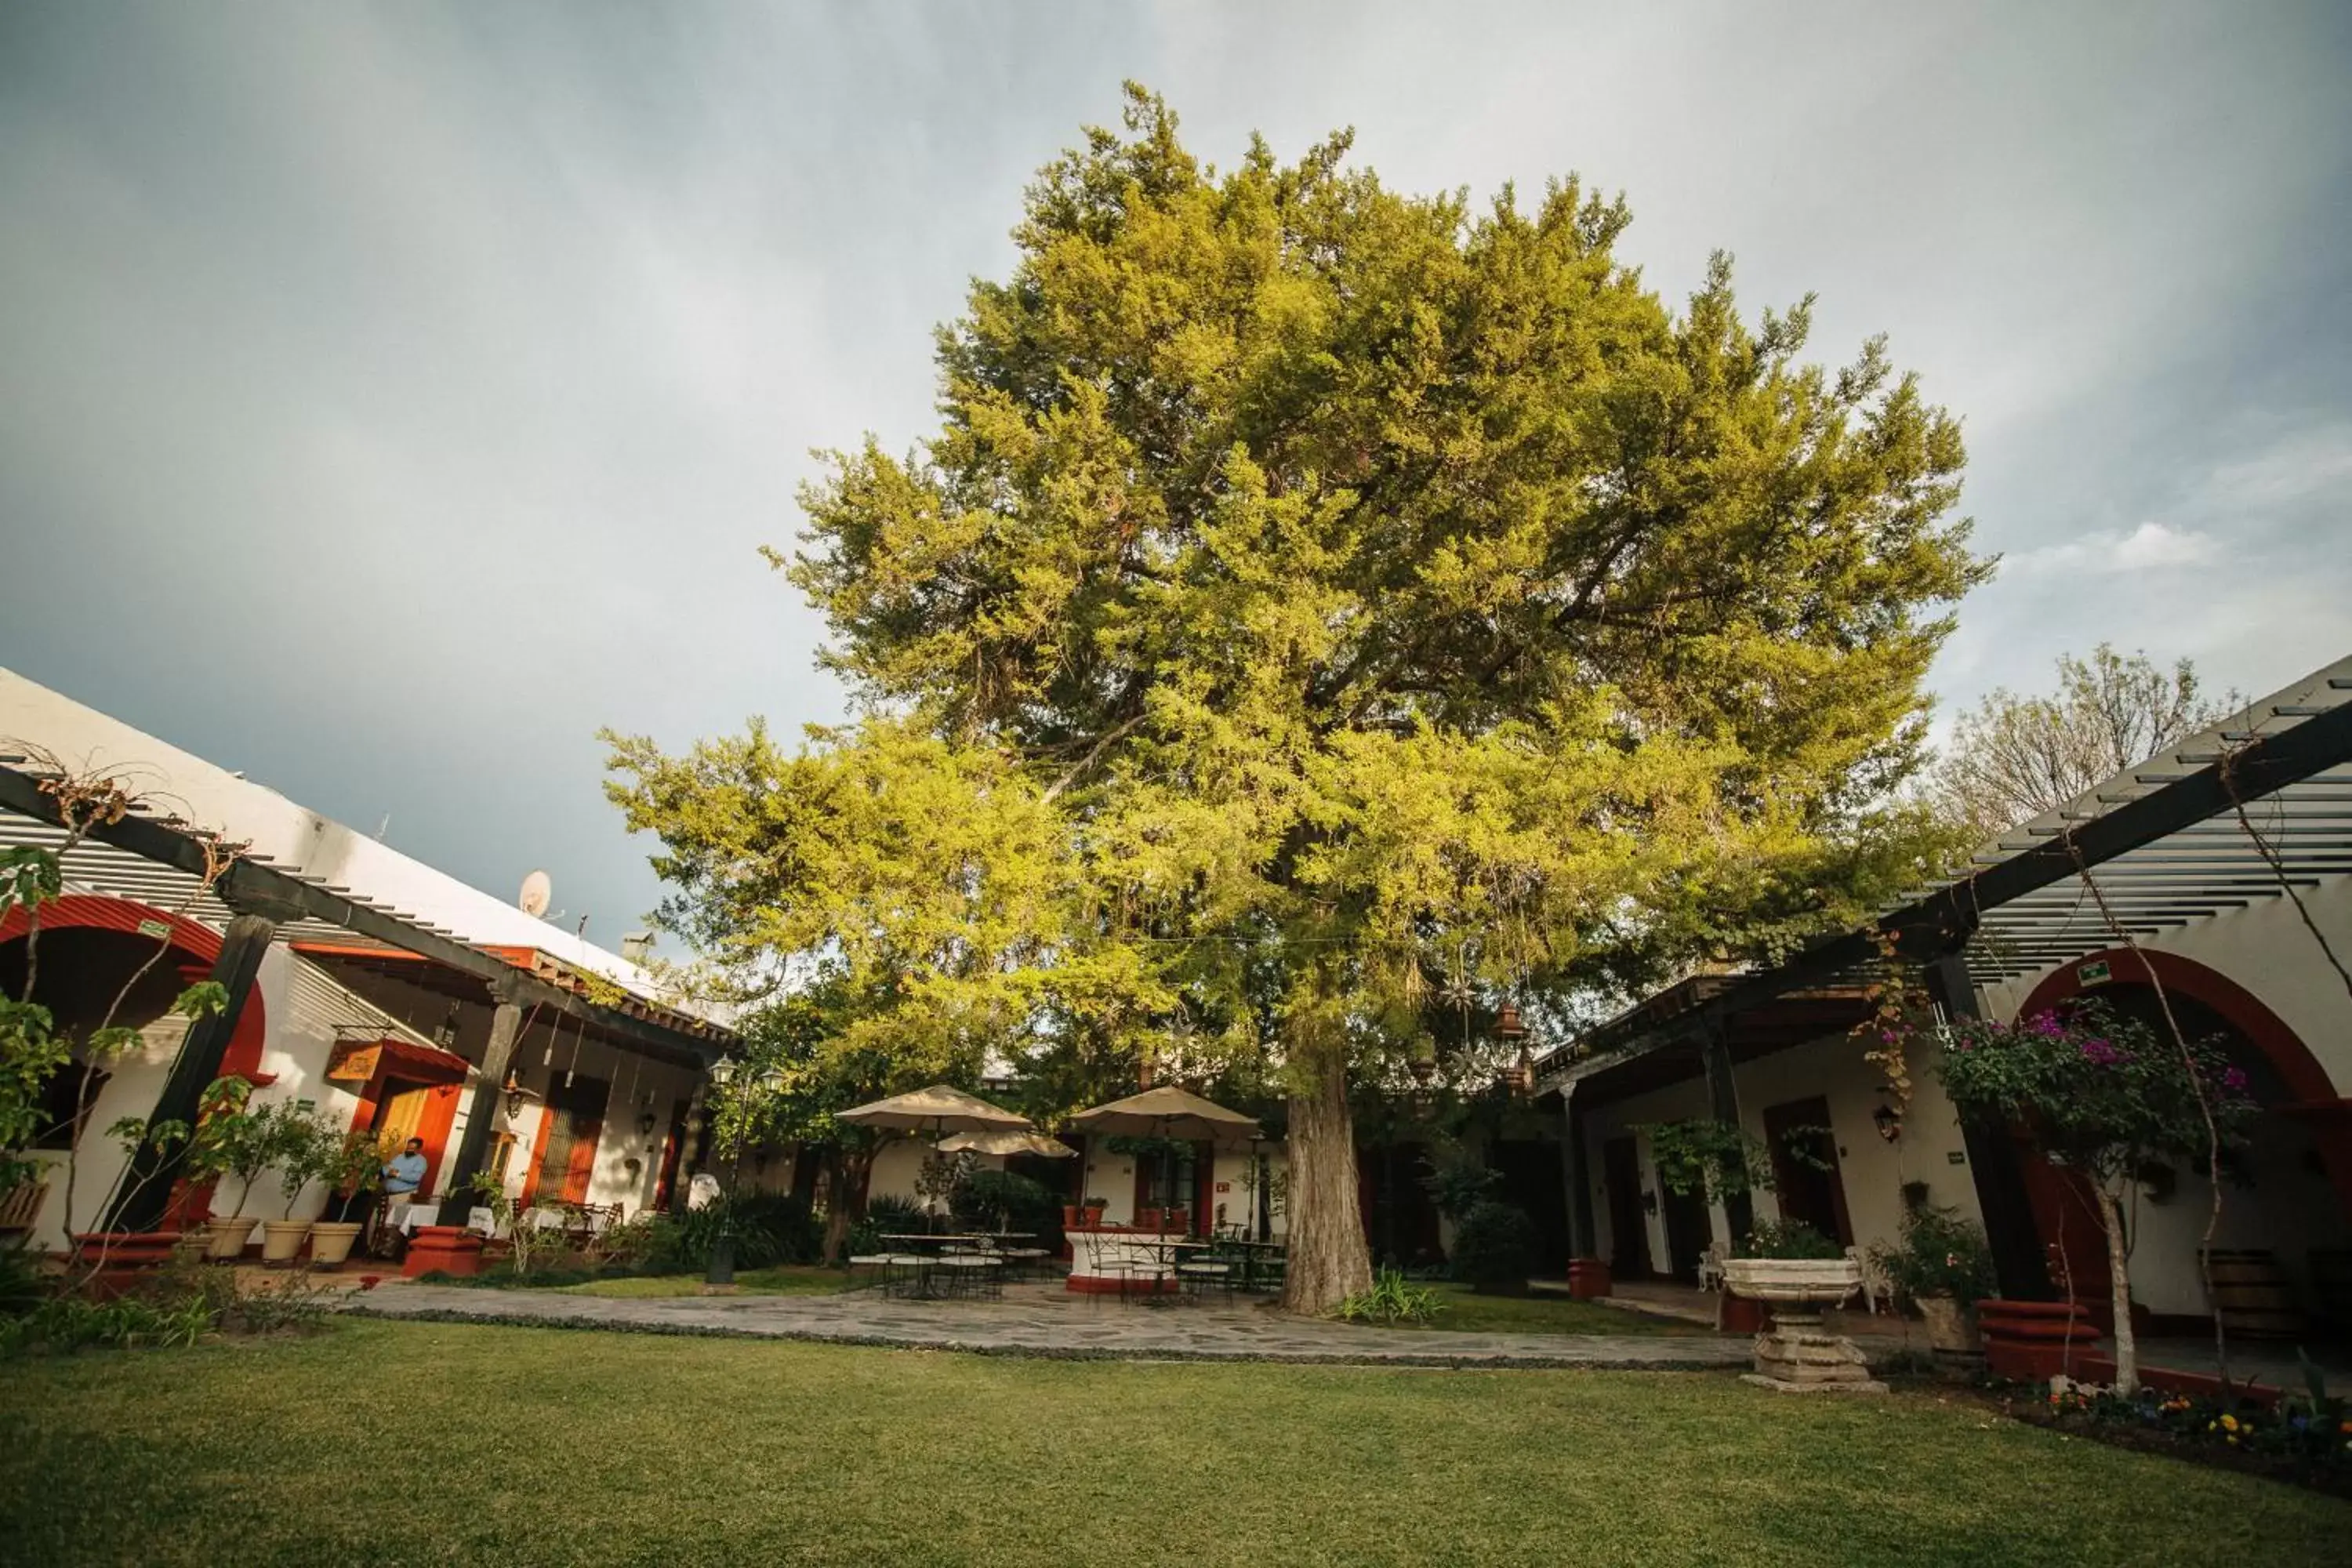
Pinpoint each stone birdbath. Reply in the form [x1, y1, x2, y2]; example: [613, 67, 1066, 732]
[1723, 1257, 1886, 1395]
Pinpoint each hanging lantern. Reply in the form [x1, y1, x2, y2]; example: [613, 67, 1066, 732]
[1496, 1000, 1527, 1042]
[500, 1069, 529, 1123]
[1504, 1047, 1535, 1096]
[1873, 1102, 1903, 1142]
[1408, 1033, 1438, 1086]
[709, 1056, 738, 1088]
[757, 1066, 786, 1095]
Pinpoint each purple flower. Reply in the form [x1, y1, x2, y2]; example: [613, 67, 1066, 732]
[2080, 1038, 2122, 1066]
[2029, 1011, 2065, 1038]
[2222, 1066, 2249, 1092]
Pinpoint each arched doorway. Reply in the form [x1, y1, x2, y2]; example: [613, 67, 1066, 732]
[2014, 948, 2352, 1343]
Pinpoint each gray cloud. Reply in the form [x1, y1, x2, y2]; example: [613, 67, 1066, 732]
[2, 1, 2345, 933]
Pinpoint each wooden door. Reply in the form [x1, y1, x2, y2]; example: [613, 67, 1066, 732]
[1602, 1136, 1652, 1279]
[1762, 1097, 1853, 1246]
[527, 1076, 610, 1207]
[1661, 1183, 1713, 1283]
[372, 1080, 433, 1145]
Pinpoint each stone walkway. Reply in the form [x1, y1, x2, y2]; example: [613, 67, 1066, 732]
[342, 1280, 1755, 1370]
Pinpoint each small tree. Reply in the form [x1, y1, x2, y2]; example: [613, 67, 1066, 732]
[1937, 1000, 2255, 1392]
[183, 1077, 272, 1222]
[1934, 647, 2238, 837]
[270, 1109, 350, 1221]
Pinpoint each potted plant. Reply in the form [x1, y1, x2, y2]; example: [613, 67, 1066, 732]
[309, 1131, 389, 1267]
[1868, 1203, 1994, 1362]
[1724, 1219, 1881, 1392]
[1082, 1194, 1108, 1226]
[185, 1077, 272, 1259]
[260, 1108, 346, 1265]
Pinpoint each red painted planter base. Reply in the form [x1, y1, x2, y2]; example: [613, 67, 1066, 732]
[403, 1225, 486, 1279]
[1566, 1258, 1613, 1300]
[1065, 1274, 1179, 1295]
[1978, 1299, 2103, 1381]
[70, 1232, 184, 1299]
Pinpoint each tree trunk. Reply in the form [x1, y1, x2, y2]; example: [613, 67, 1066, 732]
[820, 1147, 876, 1265]
[1281, 1054, 1373, 1312]
[2096, 1185, 2137, 1395]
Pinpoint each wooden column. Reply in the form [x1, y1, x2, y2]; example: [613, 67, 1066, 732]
[1699, 1020, 1755, 1247]
[1562, 1083, 1613, 1298]
[434, 992, 526, 1225]
[103, 913, 275, 1234]
[1563, 1086, 1596, 1258]
[1931, 953, 2053, 1300]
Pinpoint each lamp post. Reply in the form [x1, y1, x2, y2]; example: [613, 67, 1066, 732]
[704, 1057, 786, 1288]
[705, 1055, 739, 1286]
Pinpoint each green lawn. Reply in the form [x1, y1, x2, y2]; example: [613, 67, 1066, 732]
[547, 1265, 859, 1299]
[1374, 1284, 1698, 1336]
[5, 1321, 2343, 1566]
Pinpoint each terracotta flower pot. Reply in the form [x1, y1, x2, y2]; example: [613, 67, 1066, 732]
[309, 1221, 363, 1267]
[1062, 1205, 1083, 1227]
[204, 1215, 260, 1260]
[260, 1220, 312, 1265]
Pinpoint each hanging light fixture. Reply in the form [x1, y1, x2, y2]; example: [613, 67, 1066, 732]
[708, 1055, 737, 1088]
[1408, 1033, 1438, 1086]
[500, 1069, 530, 1123]
[1872, 1102, 1903, 1142]
[1496, 1000, 1527, 1042]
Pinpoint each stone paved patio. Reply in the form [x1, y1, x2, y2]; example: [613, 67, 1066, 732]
[342, 1279, 1756, 1370]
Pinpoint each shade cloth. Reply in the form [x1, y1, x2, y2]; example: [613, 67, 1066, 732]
[1068, 1085, 1262, 1145]
[835, 1083, 1031, 1134]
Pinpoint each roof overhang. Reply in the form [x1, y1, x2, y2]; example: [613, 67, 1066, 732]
[1542, 658, 2352, 1095]
[0, 761, 731, 1070]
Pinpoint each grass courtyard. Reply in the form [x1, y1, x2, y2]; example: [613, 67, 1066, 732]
[4, 1319, 2345, 1567]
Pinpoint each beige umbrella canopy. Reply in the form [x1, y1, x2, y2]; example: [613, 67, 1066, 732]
[935, 1128, 1079, 1160]
[835, 1084, 1031, 1136]
[1068, 1085, 1263, 1145]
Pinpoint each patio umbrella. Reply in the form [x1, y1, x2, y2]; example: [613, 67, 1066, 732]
[1067, 1085, 1263, 1146]
[935, 1128, 1079, 1159]
[833, 1083, 1031, 1136]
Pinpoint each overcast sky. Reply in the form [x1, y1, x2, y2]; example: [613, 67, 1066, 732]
[2, 2, 2347, 946]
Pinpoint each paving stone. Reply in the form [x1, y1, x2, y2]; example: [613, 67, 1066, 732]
[342, 1281, 1755, 1370]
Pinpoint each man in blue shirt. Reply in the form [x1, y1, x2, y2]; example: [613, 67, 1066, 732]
[383, 1138, 428, 1199]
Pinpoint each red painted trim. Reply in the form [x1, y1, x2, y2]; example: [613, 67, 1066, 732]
[0, 893, 223, 961]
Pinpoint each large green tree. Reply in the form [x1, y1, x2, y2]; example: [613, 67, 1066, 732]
[624, 87, 1984, 1308]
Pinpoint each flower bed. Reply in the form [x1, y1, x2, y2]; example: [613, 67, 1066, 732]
[1992, 1379, 2352, 1500]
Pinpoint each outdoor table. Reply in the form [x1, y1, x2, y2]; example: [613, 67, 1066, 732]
[1222, 1238, 1286, 1293]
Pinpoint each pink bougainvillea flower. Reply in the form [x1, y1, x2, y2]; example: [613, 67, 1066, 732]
[2222, 1066, 2249, 1092]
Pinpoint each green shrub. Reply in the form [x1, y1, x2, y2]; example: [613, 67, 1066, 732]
[847, 1194, 928, 1256]
[949, 1168, 1057, 1236]
[1449, 1201, 1537, 1293]
[1739, 1218, 1843, 1259]
[1868, 1203, 1994, 1303]
[660, 1191, 822, 1272]
[1335, 1266, 1446, 1325]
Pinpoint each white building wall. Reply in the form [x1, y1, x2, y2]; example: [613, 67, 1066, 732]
[1576, 1030, 1986, 1276]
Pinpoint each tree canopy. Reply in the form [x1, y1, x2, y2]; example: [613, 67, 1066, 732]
[611, 85, 1985, 1307]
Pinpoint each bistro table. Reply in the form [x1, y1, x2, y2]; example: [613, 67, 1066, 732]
[875, 1233, 1036, 1299]
[1064, 1226, 1208, 1300]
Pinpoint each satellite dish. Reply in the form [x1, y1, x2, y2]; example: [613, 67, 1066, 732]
[518, 869, 552, 918]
